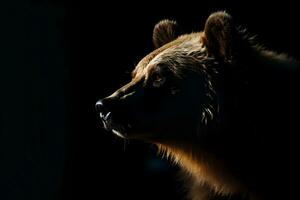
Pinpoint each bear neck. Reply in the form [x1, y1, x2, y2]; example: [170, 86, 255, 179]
[155, 142, 246, 196]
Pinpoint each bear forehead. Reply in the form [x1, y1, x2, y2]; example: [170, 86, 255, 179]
[132, 32, 206, 80]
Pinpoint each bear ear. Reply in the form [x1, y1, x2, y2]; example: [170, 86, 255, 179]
[153, 19, 178, 48]
[203, 11, 239, 62]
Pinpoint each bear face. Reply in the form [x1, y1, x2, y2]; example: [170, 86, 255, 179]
[95, 13, 234, 143]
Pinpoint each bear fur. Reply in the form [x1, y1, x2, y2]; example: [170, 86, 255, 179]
[96, 12, 300, 200]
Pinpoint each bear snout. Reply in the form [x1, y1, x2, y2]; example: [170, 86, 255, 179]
[95, 99, 113, 131]
[95, 99, 111, 123]
[95, 98, 130, 138]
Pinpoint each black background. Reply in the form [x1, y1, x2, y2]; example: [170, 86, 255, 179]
[1, 1, 299, 200]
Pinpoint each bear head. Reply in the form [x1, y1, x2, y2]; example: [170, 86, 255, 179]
[96, 11, 246, 144]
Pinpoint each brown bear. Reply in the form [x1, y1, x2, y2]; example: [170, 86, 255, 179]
[95, 12, 300, 200]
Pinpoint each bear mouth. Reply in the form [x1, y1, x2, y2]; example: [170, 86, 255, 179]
[99, 112, 128, 138]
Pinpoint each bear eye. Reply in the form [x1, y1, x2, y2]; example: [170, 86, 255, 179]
[152, 73, 166, 88]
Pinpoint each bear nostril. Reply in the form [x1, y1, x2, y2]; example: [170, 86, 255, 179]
[95, 100, 105, 114]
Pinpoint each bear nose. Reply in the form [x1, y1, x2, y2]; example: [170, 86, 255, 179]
[95, 99, 105, 114]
